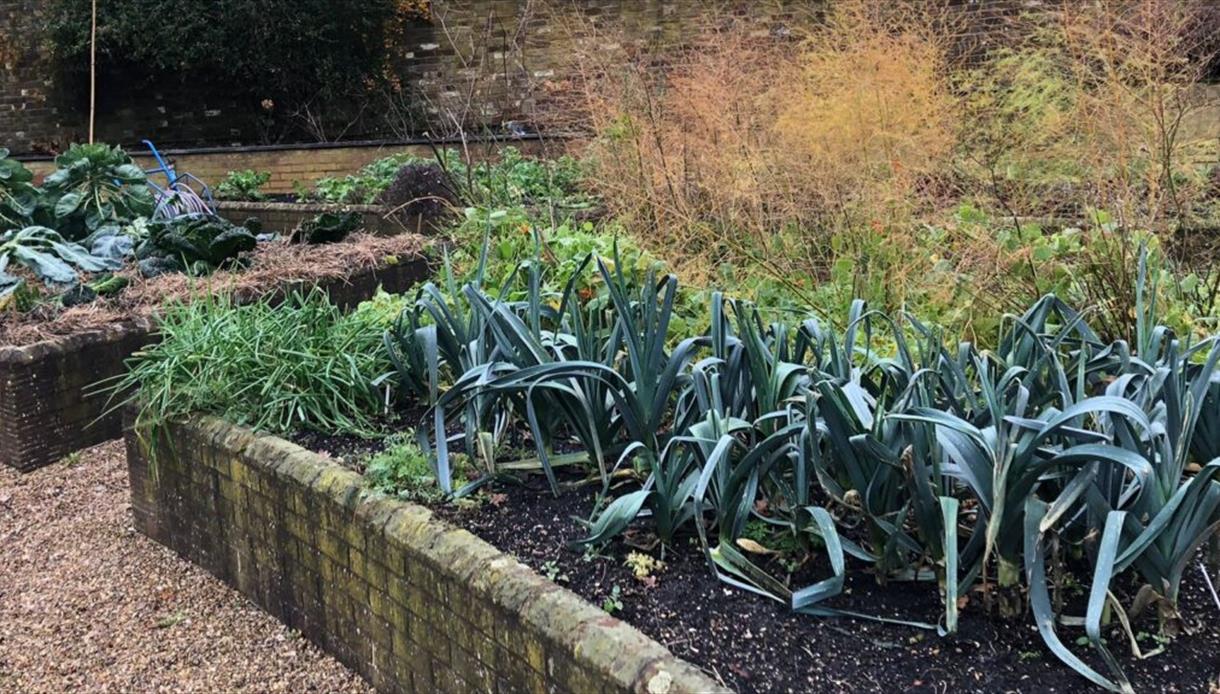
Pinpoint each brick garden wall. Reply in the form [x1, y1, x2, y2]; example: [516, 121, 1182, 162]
[2, 0, 791, 154]
[21, 143, 434, 195]
[0, 0, 254, 153]
[214, 202, 400, 237]
[1, 0, 1058, 156]
[19, 139, 553, 195]
[125, 415, 723, 693]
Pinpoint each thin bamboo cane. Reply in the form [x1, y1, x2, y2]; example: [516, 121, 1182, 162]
[88, 0, 96, 144]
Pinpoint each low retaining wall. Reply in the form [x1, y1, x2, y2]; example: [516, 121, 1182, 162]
[124, 416, 723, 694]
[21, 140, 556, 195]
[216, 201, 402, 238]
[0, 257, 431, 473]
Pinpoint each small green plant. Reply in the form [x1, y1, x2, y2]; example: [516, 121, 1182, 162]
[313, 153, 421, 204]
[456, 147, 592, 209]
[364, 435, 448, 501]
[311, 148, 592, 209]
[293, 211, 360, 245]
[541, 560, 570, 584]
[350, 289, 410, 328]
[154, 611, 188, 629]
[601, 585, 623, 614]
[624, 552, 664, 580]
[0, 278, 42, 312]
[215, 170, 271, 201]
[1135, 631, 1171, 647]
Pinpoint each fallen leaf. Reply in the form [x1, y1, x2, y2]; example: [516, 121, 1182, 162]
[736, 538, 778, 555]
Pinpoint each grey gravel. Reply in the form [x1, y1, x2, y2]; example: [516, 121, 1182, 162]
[0, 441, 374, 693]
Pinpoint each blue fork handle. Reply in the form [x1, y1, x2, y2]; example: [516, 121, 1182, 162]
[143, 139, 172, 174]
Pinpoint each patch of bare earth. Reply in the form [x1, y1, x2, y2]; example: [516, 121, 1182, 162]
[0, 441, 373, 693]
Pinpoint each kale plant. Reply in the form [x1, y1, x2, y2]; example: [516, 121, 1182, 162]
[0, 149, 39, 232]
[134, 213, 257, 277]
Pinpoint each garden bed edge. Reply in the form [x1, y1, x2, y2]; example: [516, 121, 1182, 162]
[216, 201, 402, 237]
[123, 413, 725, 694]
[1, 254, 431, 473]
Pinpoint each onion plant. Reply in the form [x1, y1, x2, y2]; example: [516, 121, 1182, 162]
[110, 289, 390, 437]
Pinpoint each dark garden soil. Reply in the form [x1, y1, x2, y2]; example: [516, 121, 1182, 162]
[431, 476, 1220, 694]
[287, 406, 430, 474]
[287, 430, 391, 473]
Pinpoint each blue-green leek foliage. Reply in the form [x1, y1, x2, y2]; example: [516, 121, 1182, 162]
[384, 243, 1220, 693]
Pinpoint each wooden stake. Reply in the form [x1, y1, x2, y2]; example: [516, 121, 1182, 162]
[89, 0, 97, 143]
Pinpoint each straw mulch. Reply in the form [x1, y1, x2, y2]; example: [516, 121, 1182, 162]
[0, 234, 429, 347]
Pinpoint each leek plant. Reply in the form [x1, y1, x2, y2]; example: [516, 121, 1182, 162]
[373, 246, 1220, 692]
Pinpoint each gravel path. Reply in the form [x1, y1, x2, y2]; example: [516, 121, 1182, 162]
[0, 441, 374, 693]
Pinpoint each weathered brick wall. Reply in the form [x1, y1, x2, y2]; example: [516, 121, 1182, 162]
[0, 0, 255, 153]
[125, 415, 723, 693]
[0, 254, 432, 473]
[0, 318, 156, 472]
[1, 0, 1054, 156]
[21, 139, 552, 195]
[0, 1, 805, 153]
[21, 143, 435, 194]
[215, 202, 400, 237]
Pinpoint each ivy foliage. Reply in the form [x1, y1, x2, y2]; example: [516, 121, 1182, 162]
[48, 0, 429, 110]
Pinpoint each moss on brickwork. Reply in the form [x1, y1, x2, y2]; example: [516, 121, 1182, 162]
[125, 413, 726, 693]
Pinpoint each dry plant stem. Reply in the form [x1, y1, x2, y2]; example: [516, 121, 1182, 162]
[1200, 562, 1220, 614]
[546, 0, 1218, 336]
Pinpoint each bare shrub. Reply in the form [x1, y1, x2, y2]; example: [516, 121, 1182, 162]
[546, 0, 1220, 338]
[961, 0, 1220, 229]
[378, 162, 460, 234]
[548, 1, 959, 294]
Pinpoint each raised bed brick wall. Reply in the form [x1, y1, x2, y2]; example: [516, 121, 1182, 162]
[20, 140, 552, 196]
[0, 255, 432, 473]
[216, 202, 401, 237]
[125, 416, 724, 694]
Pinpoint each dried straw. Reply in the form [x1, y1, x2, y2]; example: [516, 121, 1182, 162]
[0, 234, 430, 347]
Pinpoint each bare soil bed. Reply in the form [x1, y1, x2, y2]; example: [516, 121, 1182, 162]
[0, 441, 372, 693]
[429, 472, 1220, 694]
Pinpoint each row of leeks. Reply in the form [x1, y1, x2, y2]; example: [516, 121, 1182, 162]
[382, 244, 1220, 692]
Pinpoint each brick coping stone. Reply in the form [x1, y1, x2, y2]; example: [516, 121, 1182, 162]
[125, 414, 728, 693]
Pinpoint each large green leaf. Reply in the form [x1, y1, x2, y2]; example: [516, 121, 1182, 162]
[10, 244, 77, 284]
[54, 191, 84, 219]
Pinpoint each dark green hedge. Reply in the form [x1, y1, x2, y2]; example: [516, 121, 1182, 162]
[48, 0, 427, 118]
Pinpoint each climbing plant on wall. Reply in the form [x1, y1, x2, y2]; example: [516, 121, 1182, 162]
[47, 0, 431, 141]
